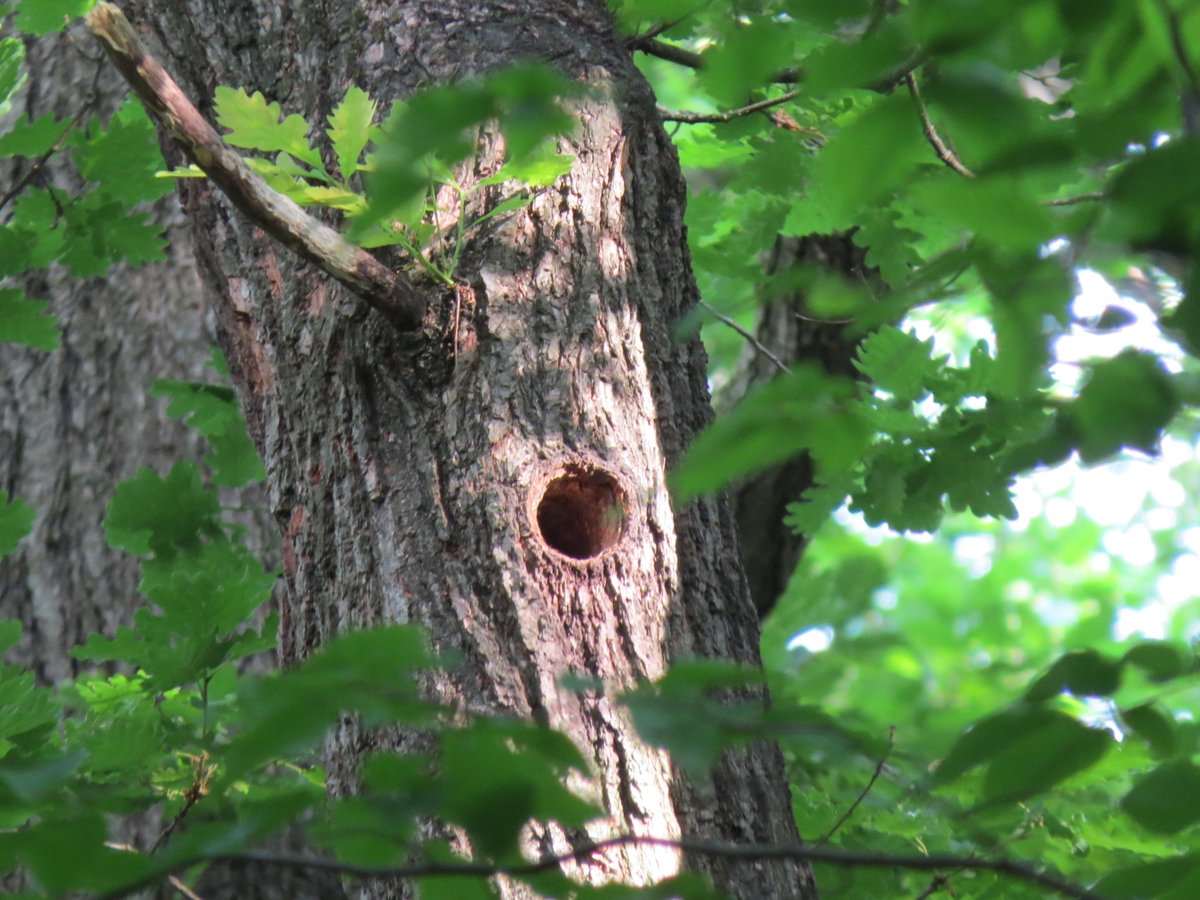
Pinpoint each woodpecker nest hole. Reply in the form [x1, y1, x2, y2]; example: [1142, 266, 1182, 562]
[534, 463, 628, 561]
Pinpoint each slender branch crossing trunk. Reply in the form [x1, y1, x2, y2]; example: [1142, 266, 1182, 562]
[136, 1, 815, 895]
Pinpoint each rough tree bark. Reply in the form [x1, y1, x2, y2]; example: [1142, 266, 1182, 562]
[128, 1, 816, 896]
[0, 24, 324, 900]
[0, 27, 237, 684]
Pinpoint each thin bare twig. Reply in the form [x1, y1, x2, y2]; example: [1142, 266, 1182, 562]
[914, 874, 951, 900]
[905, 72, 975, 179]
[1046, 191, 1107, 207]
[660, 90, 802, 125]
[84, 2, 427, 330]
[818, 725, 895, 845]
[105, 844, 206, 900]
[102, 832, 1102, 900]
[699, 300, 791, 374]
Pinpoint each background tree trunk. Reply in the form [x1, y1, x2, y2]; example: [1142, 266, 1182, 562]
[0, 28, 234, 683]
[133, 0, 816, 896]
[720, 233, 876, 617]
[0, 25, 318, 899]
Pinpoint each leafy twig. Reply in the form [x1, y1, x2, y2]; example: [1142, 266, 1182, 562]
[0, 88, 96, 216]
[84, 2, 427, 330]
[699, 300, 792, 374]
[629, 36, 804, 84]
[0, 51, 103, 218]
[659, 90, 802, 125]
[103, 832, 1102, 900]
[151, 754, 210, 852]
[905, 72, 975, 179]
[818, 725, 895, 844]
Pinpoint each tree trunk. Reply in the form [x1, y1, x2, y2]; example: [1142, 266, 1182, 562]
[720, 233, 875, 617]
[135, 1, 815, 896]
[0, 28, 231, 683]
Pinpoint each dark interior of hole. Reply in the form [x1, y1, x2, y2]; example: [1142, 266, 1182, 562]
[536, 471, 625, 560]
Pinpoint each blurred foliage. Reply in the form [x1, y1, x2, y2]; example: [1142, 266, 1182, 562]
[5, 0, 1200, 897]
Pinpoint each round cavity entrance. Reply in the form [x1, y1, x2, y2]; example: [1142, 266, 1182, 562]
[535, 465, 627, 561]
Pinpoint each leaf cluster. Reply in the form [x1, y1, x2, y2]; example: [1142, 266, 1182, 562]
[179, 70, 577, 285]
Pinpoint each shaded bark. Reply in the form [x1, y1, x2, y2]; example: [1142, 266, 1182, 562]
[130, 0, 815, 896]
[0, 28, 225, 683]
[0, 26, 323, 900]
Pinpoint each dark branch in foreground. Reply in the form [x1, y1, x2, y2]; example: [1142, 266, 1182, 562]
[660, 90, 803, 125]
[104, 833, 1102, 900]
[84, 2, 427, 330]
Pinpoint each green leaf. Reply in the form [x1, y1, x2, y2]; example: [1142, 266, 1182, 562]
[810, 93, 927, 229]
[356, 64, 575, 237]
[1120, 703, 1178, 758]
[10, 188, 64, 268]
[150, 380, 265, 486]
[104, 462, 220, 557]
[1122, 760, 1200, 834]
[213, 86, 324, 170]
[623, 661, 770, 773]
[15, 0, 94, 35]
[72, 98, 173, 203]
[0, 287, 59, 349]
[1109, 137, 1200, 253]
[0, 750, 84, 803]
[327, 85, 376, 182]
[1025, 649, 1122, 701]
[219, 626, 436, 784]
[471, 194, 532, 228]
[980, 713, 1111, 805]
[60, 193, 166, 275]
[1124, 641, 1193, 683]
[0, 634, 59, 757]
[1095, 853, 1200, 899]
[72, 537, 274, 688]
[784, 481, 850, 536]
[0, 492, 35, 558]
[441, 720, 597, 858]
[497, 143, 574, 187]
[672, 366, 870, 500]
[697, 19, 791, 106]
[936, 707, 1082, 784]
[0, 620, 20, 655]
[0, 38, 24, 108]
[911, 175, 1056, 251]
[854, 326, 939, 402]
[139, 539, 276, 638]
[1065, 351, 1178, 462]
[0, 112, 67, 158]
